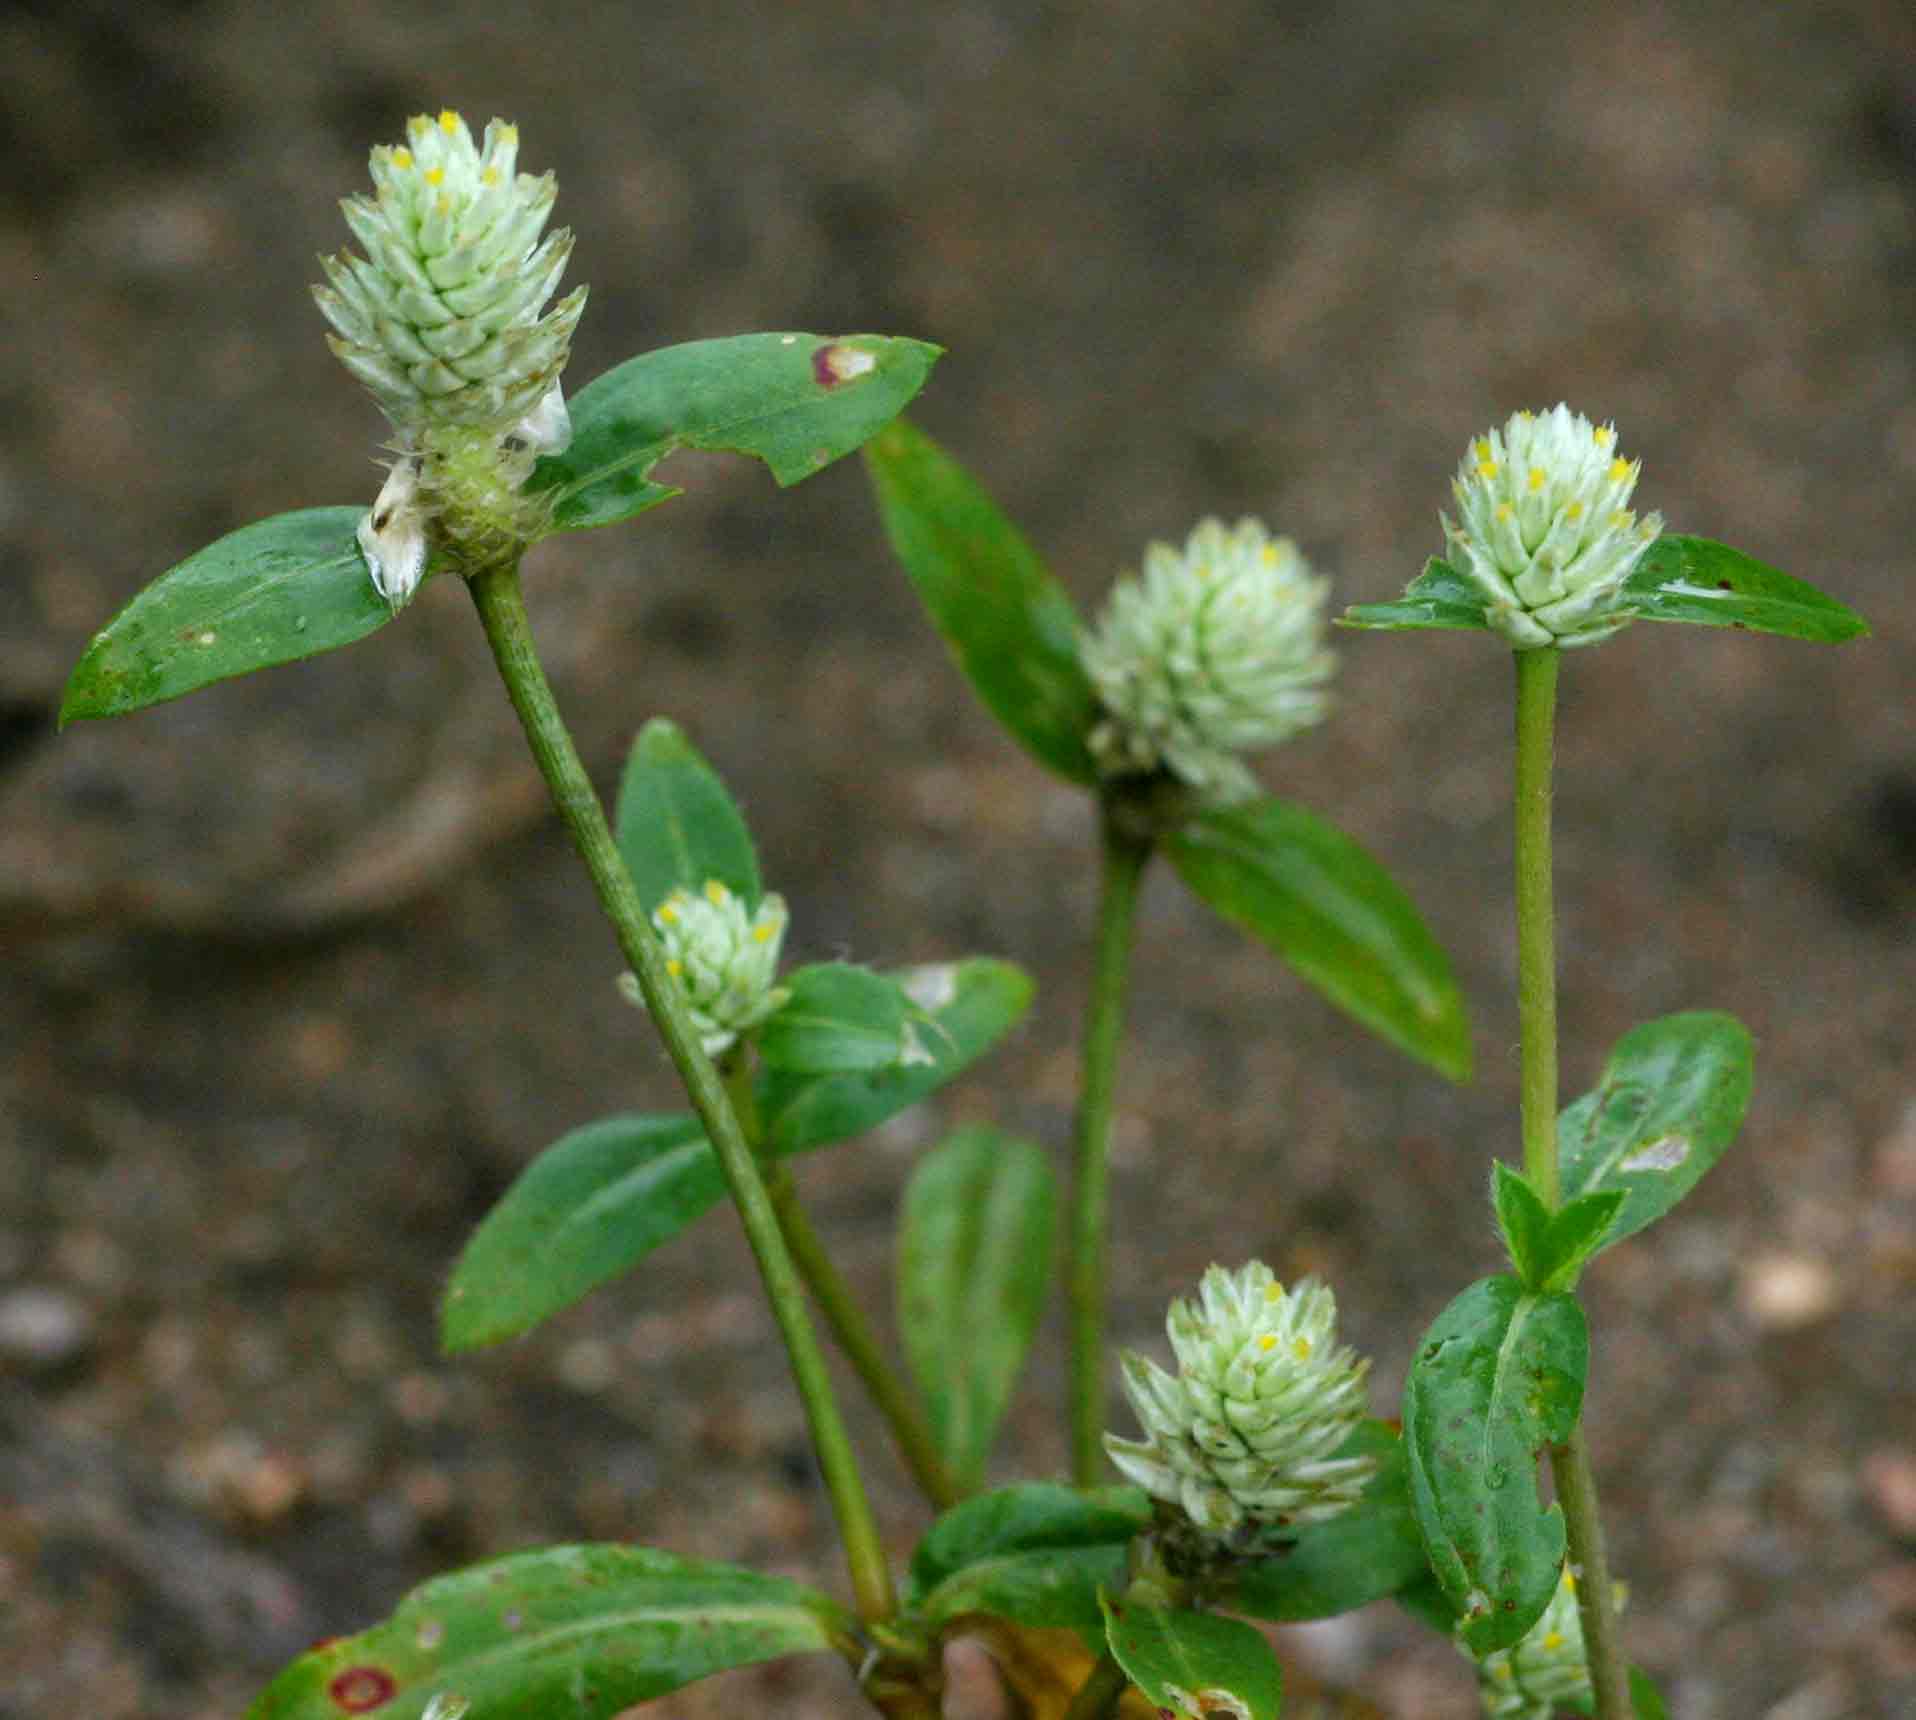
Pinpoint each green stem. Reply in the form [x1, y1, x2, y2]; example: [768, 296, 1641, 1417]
[1514, 647, 1561, 1209]
[1060, 1652, 1131, 1720]
[1511, 646, 1629, 1718]
[1068, 810, 1152, 1486]
[721, 1055, 960, 1510]
[466, 562, 895, 1625]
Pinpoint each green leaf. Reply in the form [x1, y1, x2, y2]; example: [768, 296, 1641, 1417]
[897, 1128, 1058, 1492]
[862, 419, 1101, 784]
[1558, 1012, 1754, 1256]
[1100, 1597, 1283, 1720]
[760, 958, 1034, 1154]
[757, 962, 915, 1075]
[1340, 557, 1492, 634]
[906, 1484, 1148, 1601]
[60, 507, 394, 722]
[1402, 1275, 1587, 1655]
[1493, 1164, 1626, 1293]
[1630, 1666, 1670, 1719]
[245, 1543, 854, 1719]
[1226, 1420, 1430, 1622]
[916, 1542, 1130, 1651]
[1537, 1191, 1626, 1291]
[1392, 1570, 1460, 1637]
[1166, 796, 1473, 1080]
[615, 719, 761, 914]
[1623, 536, 1870, 643]
[1492, 1162, 1553, 1288]
[530, 333, 941, 532]
[440, 1115, 718, 1352]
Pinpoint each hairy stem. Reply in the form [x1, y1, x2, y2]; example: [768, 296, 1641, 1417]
[1068, 812, 1151, 1486]
[1512, 646, 1629, 1717]
[466, 562, 895, 1624]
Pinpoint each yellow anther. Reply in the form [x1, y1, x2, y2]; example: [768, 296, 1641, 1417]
[1257, 1334, 1278, 1352]
[704, 880, 729, 906]
[1293, 1337, 1312, 1360]
[658, 903, 680, 925]
[1264, 1283, 1283, 1302]
[1610, 510, 1632, 529]
[1527, 466, 1546, 492]
[1516, 409, 1534, 421]
[439, 109, 461, 134]
[1565, 500, 1584, 520]
[481, 167, 500, 187]
[1493, 1664, 1515, 1682]
[1543, 1633, 1564, 1652]
[1608, 457, 1631, 482]
[1563, 1571, 1578, 1591]
[1475, 438, 1493, 461]
[392, 147, 414, 170]
[498, 123, 518, 144]
[1477, 459, 1499, 480]
[1496, 503, 1515, 523]
[425, 166, 445, 187]
[752, 923, 775, 944]
[666, 958, 683, 978]
[1593, 425, 1614, 446]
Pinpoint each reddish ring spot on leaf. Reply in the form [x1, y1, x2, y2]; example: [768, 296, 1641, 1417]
[328, 1666, 398, 1711]
[812, 341, 877, 388]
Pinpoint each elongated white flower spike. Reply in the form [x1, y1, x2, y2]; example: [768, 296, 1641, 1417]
[1081, 518, 1336, 804]
[1104, 1262, 1376, 1540]
[316, 111, 587, 601]
[1443, 405, 1664, 650]
[1468, 1567, 1626, 1719]
[618, 881, 792, 1057]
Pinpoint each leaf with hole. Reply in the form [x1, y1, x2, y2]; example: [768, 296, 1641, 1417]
[1622, 536, 1869, 644]
[246, 1543, 854, 1719]
[61, 507, 394, 722]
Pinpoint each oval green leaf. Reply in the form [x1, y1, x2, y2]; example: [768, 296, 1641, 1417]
[862, 419, 1101, 784]
[917, 1542, 1129, 1651]
[615, 719, 761, 913]
[1100, 1598, 1283, 1720]
[246, 1543, 855, 1719]
[529, 333, 942, 532]
[1166, 796, 1473, 1080]
[760, 958, 1034, 1154]
[1226, 1420, 1429, 1622]
[897, 1127, 1058, 1492]
[440, 1114, 718, 1352]
[61, 506, 394, 722]
[757, 962, 915, 1075]
[1402, 1275, 1586, 1655]
[1622, 536, 1870, 643]
[1558, 1011, 1753, 1256]
[907, 1483, 1148, 1600]
[1340, 557, 1493, 634]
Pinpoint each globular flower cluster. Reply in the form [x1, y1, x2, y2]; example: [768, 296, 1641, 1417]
[1469, 1568, 1622, 1720]
[314, 111, 587, 605]
[1081, 517, 1336, 805]
[620, 881, 791, 1058]
[1104, 1262, 1375, 1540]
[1443, 405, 1663, 650]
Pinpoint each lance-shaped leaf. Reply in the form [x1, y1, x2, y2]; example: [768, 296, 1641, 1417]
[61, 507, 395, 722]
[907, 1484, 1148, 1600]
[757, 962, 917, 1075]
[529, 333, 942, 532]
[897, 1128, 1058, 1492]
[1630, 1666, 1671, 1718]
[1100, 1597, 1283, 1720]
[615, 719, 761, 913]
[441, 1115, 718, 1352]
[1558, 1012, 1754, 1257]
[1340, 557, 1493, 634]
[1491, 1163, 1625, 1293]
[761, 958, 1034, 1153]
[1225, 1420, 1429, 1622]
[863, 419, 1101, 784]
[1402, 1275, 1587, 1655]
[1622, 536, 1870, 643]
[246, 1543, 855, 1720]
[1166, 796, 1472, 1080]
[444, 961, 1033, 1349]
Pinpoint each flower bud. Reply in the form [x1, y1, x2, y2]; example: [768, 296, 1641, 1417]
[1104, 1262, 1375, 1540]
[1443, 405, 1663, 649]
[1468, 1567, 1625, 1719]
[619, 881, 791, 1057]
[1081, 518, 1335, 804]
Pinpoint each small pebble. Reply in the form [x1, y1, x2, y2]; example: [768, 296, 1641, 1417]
[0, 1285, 95, 1372]
[1737, 1252, 1839, 1330]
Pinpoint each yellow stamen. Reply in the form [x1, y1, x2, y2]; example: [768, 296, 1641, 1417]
[392, 147, 414, 170]
[704, 880, 729, 906]
[1565, 500, 1584, 520]
[666, 958, 683, 978]
[1543, 1633, 1564, 1652]
[1474, 438, 1493, 461]
[1293, 1337, 1312, 1360]
[481, 167, 500, 187]
[1264, 1283, 1283, 1302]
[1477, 459, 1499, 480]
[1594, 425, 1614, 447]
[424, 166, 445, 187]
[1608, 457, 1631, 482]
[1257, 1334, 1278, 1352]
[1493, 1664, 1515, 1682]
[1527, 467, 1546, 492]
[439, 109, 461, 134]
[658, 903, 680, 925]
[1496, 503, 1515, 523]
[752, 923, 775, 944]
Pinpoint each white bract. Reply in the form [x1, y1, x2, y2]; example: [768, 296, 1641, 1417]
[1081, 518, 1335, 804]
[1469, 1567, 1623, 1719]
[315, 111, 586, 605]
[1443, 405, 1663, 649]
[620, 881, 791, 1058]
[1104, 1262, 1375, 1539]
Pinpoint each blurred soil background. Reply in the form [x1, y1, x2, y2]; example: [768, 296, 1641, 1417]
[4, 1, 1915, 1714]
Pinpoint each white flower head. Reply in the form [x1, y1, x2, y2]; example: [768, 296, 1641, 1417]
[1104, 1262, 1375, 1541]
[315, 110, 585, 443]
[1081, 517, 1336, 804]
[1443, 405, 1664, 650]
[1469, 1567, 1625, 1719]
[619, 881, 791, 1058]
